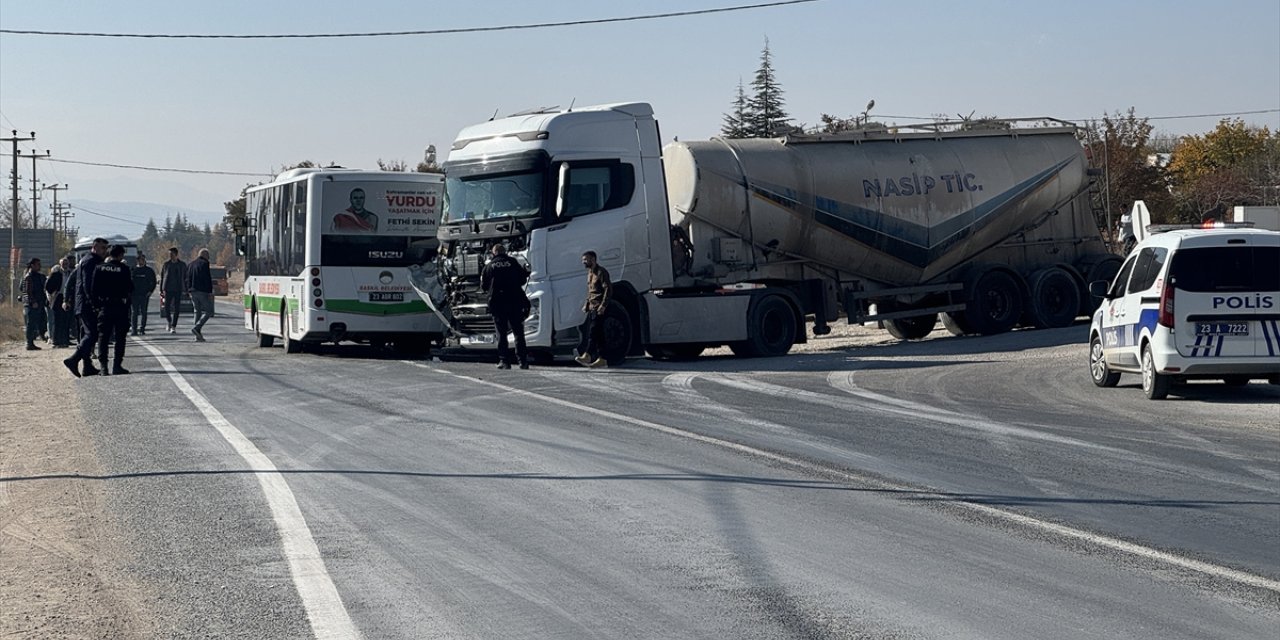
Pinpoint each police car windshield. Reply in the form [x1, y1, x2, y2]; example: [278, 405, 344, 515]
[1170, 246, 1280, 292]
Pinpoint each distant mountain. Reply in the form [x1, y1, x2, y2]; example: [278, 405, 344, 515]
[65, 199, 226, 241]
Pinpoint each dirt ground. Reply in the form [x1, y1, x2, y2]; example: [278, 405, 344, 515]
[0, 340, 151, 639]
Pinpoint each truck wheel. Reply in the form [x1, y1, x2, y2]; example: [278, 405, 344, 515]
[883, 313, 938, 340]
[1027, 267, 1082, 329]
[1141, 343, 1170, 400]
[599, 300, 633, 366]
[647, 344, 706, 361]
[940, 311, 973, 336]
[731, 295, 797, 357]
[965, 270, 1023, 335]
[1089, 334, 1120, 387]
[1083, 255, 1123, 312]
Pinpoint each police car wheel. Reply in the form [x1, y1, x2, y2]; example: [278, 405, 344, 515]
[1141, 344, 1170, 400]
[1089, 335, 1120, 387]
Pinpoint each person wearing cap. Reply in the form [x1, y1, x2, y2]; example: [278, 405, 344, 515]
[19, 258, 48, 351]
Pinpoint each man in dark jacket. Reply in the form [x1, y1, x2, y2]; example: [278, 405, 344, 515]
[19, 258, 48, 351]
[480, 243, 531, 369]
[187, 248, 214, 342]
[64, 237, 108, 378]
[130, 253, 157, 335]
[44, 254, 75, 347]
[159, 247, 186, 333]
[92, 244, 134, 375]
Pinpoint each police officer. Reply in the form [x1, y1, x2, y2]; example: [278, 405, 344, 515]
[480, 243, 531, 369]
[92, 244, 134, 375]
[63, 237, 108, 378]
[130, 253, 157, 335]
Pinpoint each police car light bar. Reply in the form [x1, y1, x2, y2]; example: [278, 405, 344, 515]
[1145, 221, 1256, 234]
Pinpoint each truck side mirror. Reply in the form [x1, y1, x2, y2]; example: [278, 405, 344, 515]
[1088, 280, 1111, 299]
[554, 162, 569, 217]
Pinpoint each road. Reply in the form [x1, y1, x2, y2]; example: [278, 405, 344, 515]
[53, 301, 1280, 638]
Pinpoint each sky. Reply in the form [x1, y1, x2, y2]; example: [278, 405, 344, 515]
[1, 0, 1278, 238]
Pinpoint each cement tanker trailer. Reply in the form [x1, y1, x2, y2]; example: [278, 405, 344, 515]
[415, 103, 1119, 363]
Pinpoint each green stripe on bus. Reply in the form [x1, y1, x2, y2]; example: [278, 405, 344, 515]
[323, 299, 429, 316]
[255, 297, 286, 313]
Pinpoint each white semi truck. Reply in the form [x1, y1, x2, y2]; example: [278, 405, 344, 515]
[411, 103, 1119, 363]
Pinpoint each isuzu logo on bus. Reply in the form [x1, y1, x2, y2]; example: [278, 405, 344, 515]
[1212, 294, 1274, 309]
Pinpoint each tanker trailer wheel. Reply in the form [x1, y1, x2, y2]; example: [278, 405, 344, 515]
[883, 313, 938, 340]
[940, 311, 974, 336]
[964, 270, 1024, 336]
[599, 300, 634, 366]
[730, 295, 797, 357]
[1027, 267, 1082, 329]
[1081, 255, 1123, 312]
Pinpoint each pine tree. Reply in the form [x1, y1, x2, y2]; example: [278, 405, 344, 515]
[721, 79, 752, 139]
[747, 38, 791, 137]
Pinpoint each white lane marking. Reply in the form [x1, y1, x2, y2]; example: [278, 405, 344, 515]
[405, 361, 1280, 595]
[138, 340, 361, 640]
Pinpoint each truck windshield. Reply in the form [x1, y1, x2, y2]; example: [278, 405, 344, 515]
[442, 150, 549, 224]
[444, 171, 544, 223]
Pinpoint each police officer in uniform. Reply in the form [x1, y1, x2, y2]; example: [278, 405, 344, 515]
[480, 243, 531, 369]
[63, 237, 108, 378]
[92, 244, 134, 375]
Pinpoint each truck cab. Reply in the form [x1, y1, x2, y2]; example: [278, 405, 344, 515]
[432, 103, 672, 361]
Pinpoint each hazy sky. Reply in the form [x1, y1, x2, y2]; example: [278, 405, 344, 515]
[2, 0, 1278, 235]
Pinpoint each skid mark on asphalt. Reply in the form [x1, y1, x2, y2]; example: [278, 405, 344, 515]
[137, 339, 362, 640]
[403, 360, 1280, 596]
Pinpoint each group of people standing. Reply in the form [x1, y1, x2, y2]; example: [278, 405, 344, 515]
[17, 237, 217, 377]
[479, 244, 612, 370]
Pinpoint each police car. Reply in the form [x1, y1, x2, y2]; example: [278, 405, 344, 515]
[1087, 224, 1280, 399]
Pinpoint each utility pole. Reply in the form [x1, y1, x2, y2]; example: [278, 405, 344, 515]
[3, 130, 35, 306]
[43, 183, 68, 235]
[17, 148, 51, 228]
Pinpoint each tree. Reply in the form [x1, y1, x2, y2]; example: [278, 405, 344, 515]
[746, 38, 792, 137]
[1078, 108, 1174, 226]
[1168, 119, 1279, 217]
[721, 79, 751, 139]
[377, 158, 409, 172]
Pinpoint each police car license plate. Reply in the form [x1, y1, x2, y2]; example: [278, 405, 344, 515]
[369, 292, 404, 302]
[1196, 322, 1248, 336]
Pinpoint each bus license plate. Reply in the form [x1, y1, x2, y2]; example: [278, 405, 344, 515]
[369, 292, 404, 302]
[1196, 322, 1248, 336]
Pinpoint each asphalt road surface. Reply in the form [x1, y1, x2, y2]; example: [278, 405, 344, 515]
[64, 302, 1280, 638]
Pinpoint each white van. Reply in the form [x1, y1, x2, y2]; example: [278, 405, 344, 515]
[1087, 226, 1280, 399]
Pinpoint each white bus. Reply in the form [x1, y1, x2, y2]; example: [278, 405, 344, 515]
[239, 168, 446, 353]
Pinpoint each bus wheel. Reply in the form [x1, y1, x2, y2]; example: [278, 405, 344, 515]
[730, 295, 796, 357]
[599, 301, 634, 366]
[282, 312, 301, 354]
[253, 308, 274, 348]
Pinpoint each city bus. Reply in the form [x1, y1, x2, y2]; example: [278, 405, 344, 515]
[238, 168, 445, 353]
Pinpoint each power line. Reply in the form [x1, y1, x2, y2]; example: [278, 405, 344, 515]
[875, 108, 1279, 123]
[68, 204, 152, 227]
[46, 157, 270, 177]
[0, 1, 821, 39]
